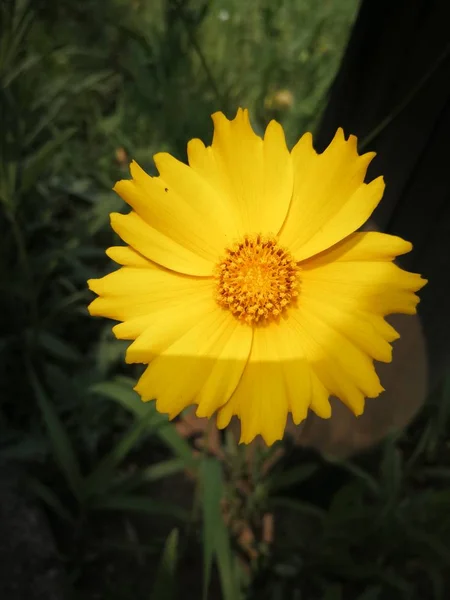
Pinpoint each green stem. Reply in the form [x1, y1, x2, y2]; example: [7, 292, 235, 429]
[173, 0, 227, 110]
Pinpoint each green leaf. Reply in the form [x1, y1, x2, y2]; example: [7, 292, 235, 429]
[337, 459, 380, 495]
[150, 529, 179, 600]
[29, 368, 84, 503]
[201, 457, 222, 599]
[115, 458, 188, 495]
[91, 493, 189, 521]
[269, 496, 325, 520]
[20, 128, 76, 193]
[200, 457, 238, 600]
[27, 477, 74, 522]
[37, 331, 81, 362]
[404, 526, 450, 564]
[91, 378, 195, 466]
[214, 515, 240, 600]
[83, 414, 154, 500]
[268, 463, 318, 492]
[0, 436, 47, 461]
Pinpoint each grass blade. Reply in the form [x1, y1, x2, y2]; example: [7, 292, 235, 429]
[150, 529, 179, 600]
[92, 378, 195, 466]
[29, 368, 84, 503]
[27, 477, 74, 522]
[83, 413, 154, 500]
[268, 463, 318, 492]
[201, 457, 238, 600]
[114, 458, 188, 495]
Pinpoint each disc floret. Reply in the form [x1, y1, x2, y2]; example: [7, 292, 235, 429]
[215, 234, 300, 324]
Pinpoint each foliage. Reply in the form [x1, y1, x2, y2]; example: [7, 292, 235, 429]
[3, 1, 450, 600]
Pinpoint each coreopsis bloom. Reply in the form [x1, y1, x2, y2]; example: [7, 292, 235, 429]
[88, 109, 426, 445]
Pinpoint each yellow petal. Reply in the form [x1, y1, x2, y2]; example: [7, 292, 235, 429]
[133, 308, 252, 419]
[217, 320, 328, 444]
[295, 230, 425, 364]
[151, 153, 239, 243]
[113, 157, 233, 274]
[290, 304, 382, 416]
[301, 292, 393, 363]
[188, 109, 293, 236]
[106, 246, 152, 267]
[301, 259, 426, 316]
[279, 128, 383, 260]
[307, 231, 413, 267]
[109, 211, 214, 276]
[217, 325, 289, 445]
[88, 263, 213, 329]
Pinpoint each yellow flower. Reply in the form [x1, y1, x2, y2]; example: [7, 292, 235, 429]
[88, 108, 427, 445]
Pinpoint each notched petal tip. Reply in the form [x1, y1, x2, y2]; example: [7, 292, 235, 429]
[152, 151, 173, 172]
[212, 107, 252, 130]
[187, 137, 206, 152]
[86, 278, 97, 293]
[264, 118, 286, 143]
[360, 150, 377, 170]
[133, 382, 153, 403]
[112, 179, 127, 192]
[86, 296, 100, 316]
[129, 159, 148, 181]
[235, 106, 249, 120]
[417, 276, 428, 290]
[112, 179, 134, 201]
[311, 401, 332, 420]
[291, 131, 315, 156]
[353, 405, 365, 417]
[109, 211, 125, 230]
[331, 127, 346, 146]
[397, 239, 413, 255]
[366, 175, 386, 199]
[211, 110, 229, 125]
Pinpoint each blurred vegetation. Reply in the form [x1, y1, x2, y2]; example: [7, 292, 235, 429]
[1, 0, 450, 599]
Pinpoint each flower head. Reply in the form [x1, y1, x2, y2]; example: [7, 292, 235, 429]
[88, 109, 427, 445]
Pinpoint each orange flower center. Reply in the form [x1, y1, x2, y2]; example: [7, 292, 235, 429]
[215, 235, 299, 324]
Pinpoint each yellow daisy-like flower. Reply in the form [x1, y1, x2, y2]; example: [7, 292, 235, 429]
[88, 109, 427, 445]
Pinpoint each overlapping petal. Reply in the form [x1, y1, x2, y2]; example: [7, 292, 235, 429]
[188, 108, 293, 236]
[87, 258, 214, 344]
[279, 129, 383, 260]
[217, 321, 331, 445]
[113, 158, 235, 275]
[134, 309, 252, 419]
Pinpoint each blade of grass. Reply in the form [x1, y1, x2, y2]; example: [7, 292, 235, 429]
[201, 457, 222, 600]
[201, 457, 239, 600]
[83, 412, 155, 500]
[91, 378, 195, 466]
[150, 529, 179, 600]
[27, 477, 74, 523]
[214, 515, 240, 600]
[268, 463, 318, 492]
[114, 458, 188, 495]
[29, 367, 84, 503]
[269, 496, 325, 520]
[20, 128, 76, 193]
